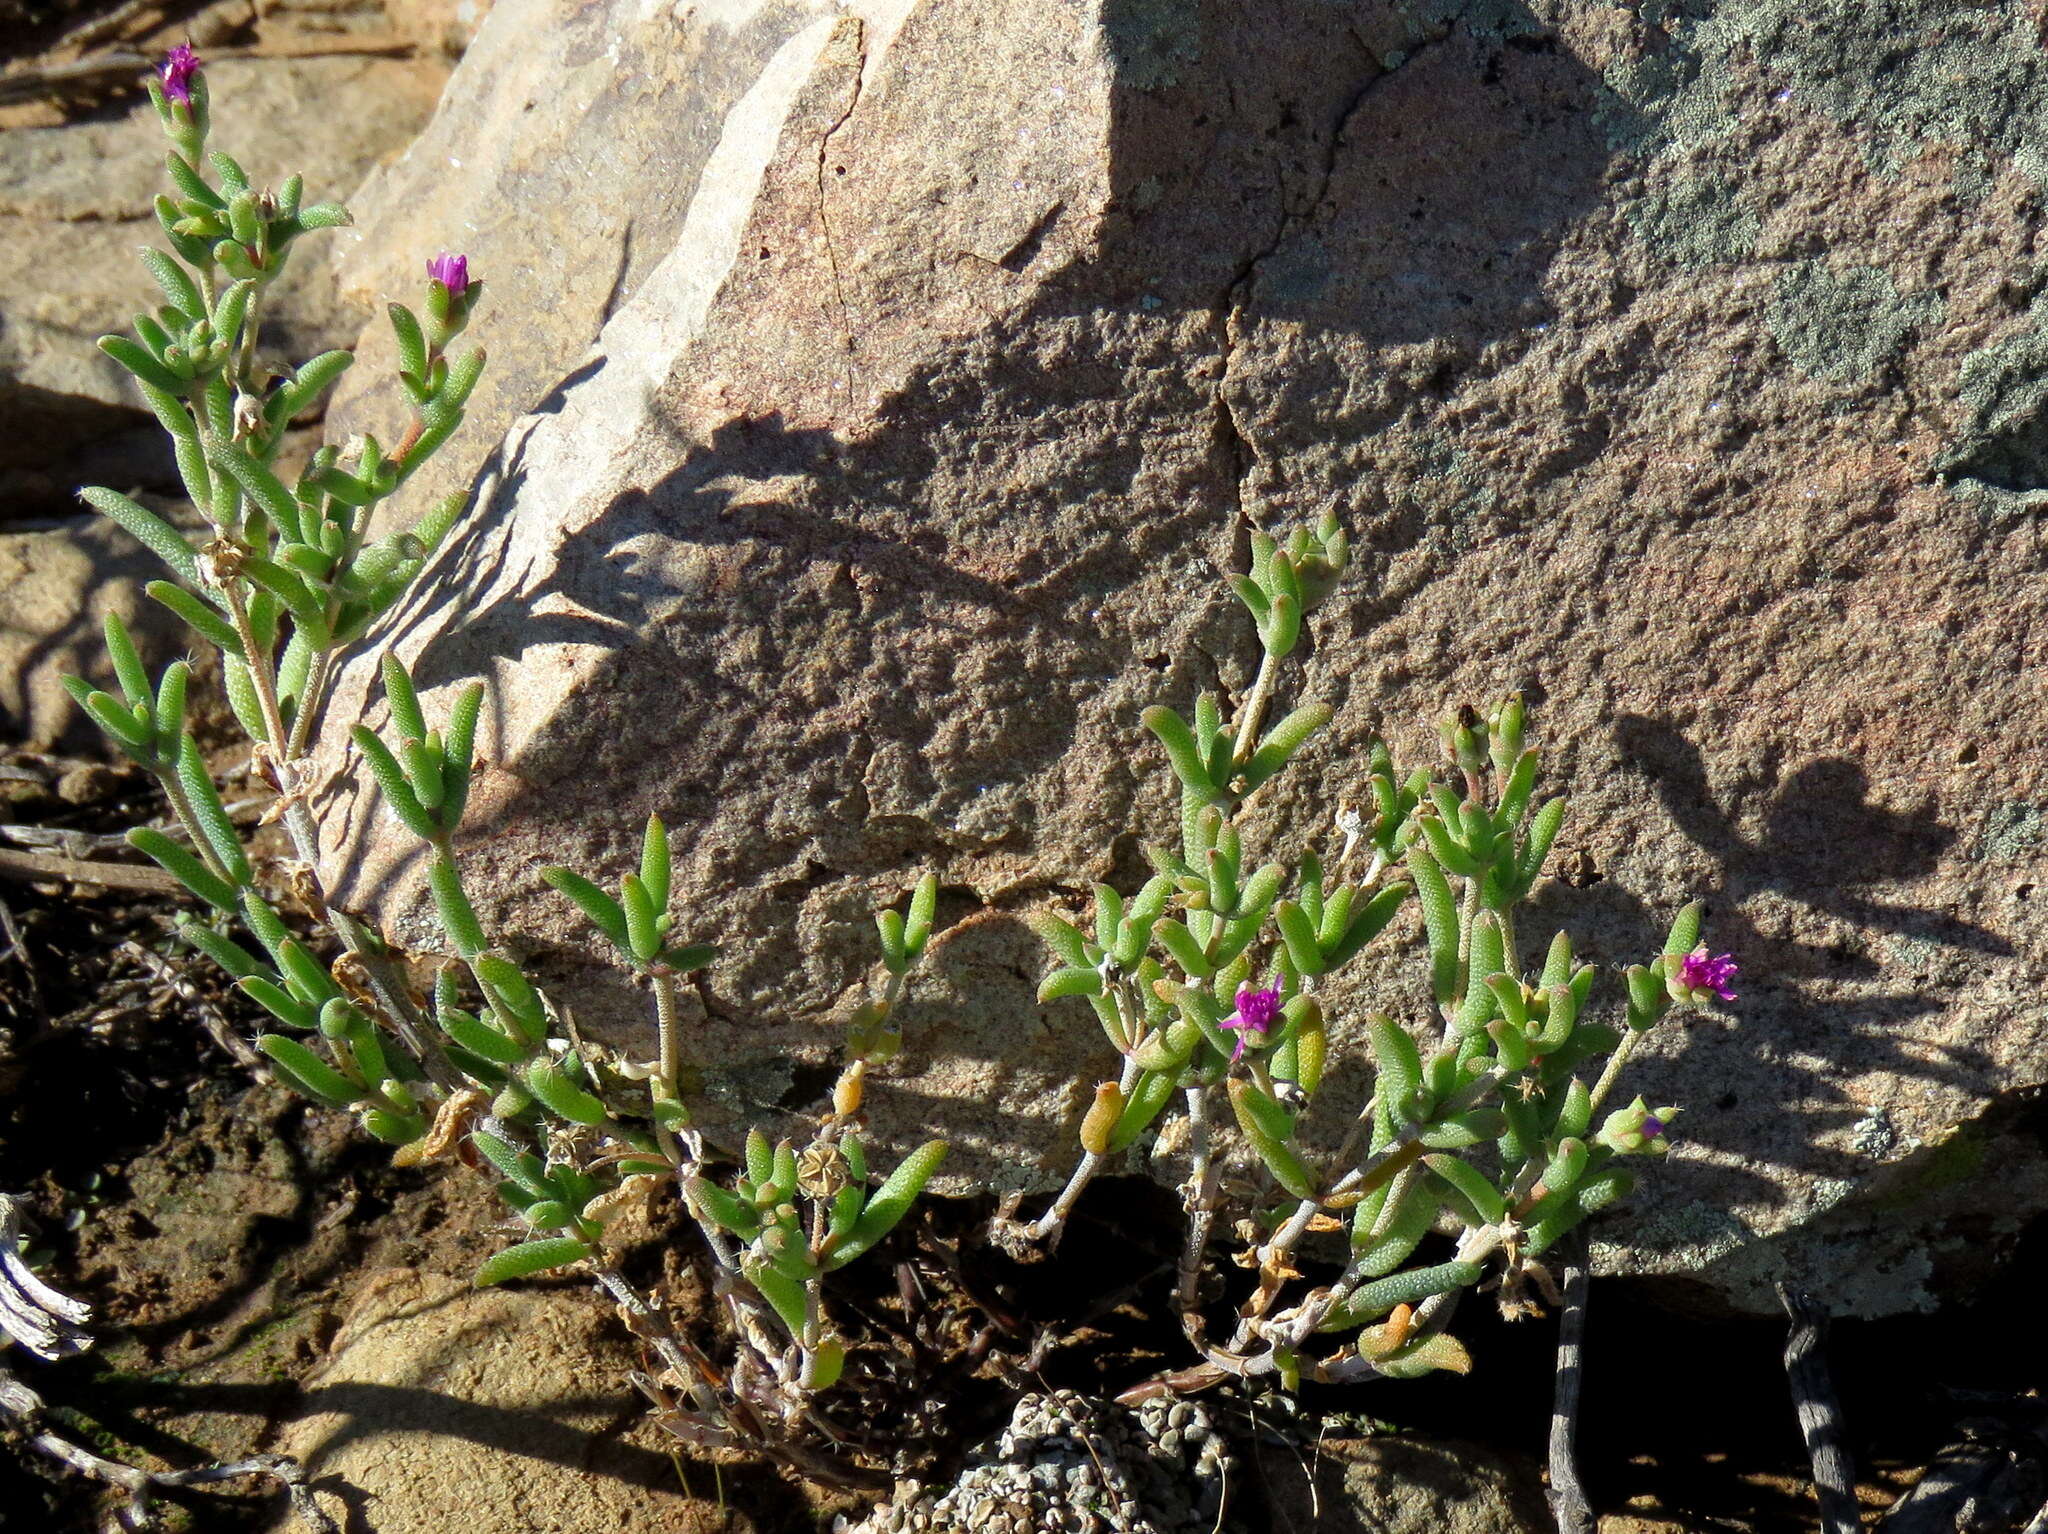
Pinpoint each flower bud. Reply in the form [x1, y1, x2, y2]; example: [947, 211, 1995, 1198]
[1079, 1080, 1125, 1156]
[1595, 1096, 1679, 1156]
[832, 1059, 865, 1118]
[1441, 706, 1485, 775]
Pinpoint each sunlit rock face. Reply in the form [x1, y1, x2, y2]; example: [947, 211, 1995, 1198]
[314, 0, 2048, 1316]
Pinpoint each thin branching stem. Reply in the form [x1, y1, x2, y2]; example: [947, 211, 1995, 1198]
[219, 578, 454, 1085]
[1230, 646, 1282, 765]
[1023, 1053, 1143, 1244]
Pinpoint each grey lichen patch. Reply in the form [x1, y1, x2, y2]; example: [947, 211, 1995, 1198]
[1603, 0, 2048, 178]
[1940, 298, 2048, 497]
[1101, 0, 1202, 91]
[1976, 801, 2046, 864]
[1598, 1196, 1753, 1263]
[1622, 173, 1759, 269]
[1766, 260, 1940, 383]
[1848, 1106, 1902, 1159]
[1404, 428, 1502, 549]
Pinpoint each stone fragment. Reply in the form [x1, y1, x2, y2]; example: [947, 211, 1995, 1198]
[271, 1268, 751, 1534]
[1255, 1433, 1551, 1534]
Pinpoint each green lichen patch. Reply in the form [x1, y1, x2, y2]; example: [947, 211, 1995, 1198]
[1601, 0, 2048, 278]
[1621, 171, 1759, 269]
[1938, 297, 2048, 496]
[1975, 801, 2046, 864]
[1372, 0, 1546, 63]
[1604, 0, 2048, 177]
[1766, 261, 1941, 383]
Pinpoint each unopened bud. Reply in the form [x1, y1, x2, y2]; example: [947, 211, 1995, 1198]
[1442, 707, 1485, 775]
[1595, 1096, 1679, 1156]
[832, 1059, 866, 1118]
[1079, 1080, 1125, 1156]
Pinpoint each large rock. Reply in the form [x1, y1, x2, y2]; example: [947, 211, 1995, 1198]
[311, 0, 2048, 1317]
[0, 511, 187, 749]
[272, 1269, 751, 1533]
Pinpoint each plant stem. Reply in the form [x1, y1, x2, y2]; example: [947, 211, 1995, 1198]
[1023, 1054, 1142, 1244]
[1587, 1027, 1642, 1118]
[1176, 1083, 1221, 1335]
[155, 766, 235, 882]
[650, 970, 686, 1167]
[1230, 646, 1281, 766]
[284, 647, 335, 760]
[218, 577, 452, 1085]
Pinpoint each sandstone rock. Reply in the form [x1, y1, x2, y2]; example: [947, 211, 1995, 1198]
[310, 0, 2048, 1316]
[0, 511, 187, 749]
[272, 1268, 750, 1533]
[1254, 1433, 1551, 1534]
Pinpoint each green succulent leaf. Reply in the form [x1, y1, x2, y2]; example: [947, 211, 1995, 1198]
[542, 868, 630, 952]
[1406, 843, 1460, 1009]
[145, 581, 240, 655]
[1320, 1259, 1482, 1331]
[257, 1034, 359, 1108]
[1143, 705, 1215, 797]
[525, 1059, 609, 1127]
[1037, 965, 1103, 1003]
[828, 1139, 947, 1269]
[474, 1237, 592, 1287]
[82, 488, 198, 584]
[352, 727, 438, 842]
[429, 854, 486, 959]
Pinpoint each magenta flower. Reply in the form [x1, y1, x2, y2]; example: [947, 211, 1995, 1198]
[159, 44, 201, 106]
[1679, 946, 1739, 1001]
[426, 252, 471, 299]
[1221, 984, 1282, 1062]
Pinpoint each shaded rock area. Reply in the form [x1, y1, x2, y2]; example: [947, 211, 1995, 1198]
[306, 0, 2048, 1320]
[1255, 1432, 1553, 1534]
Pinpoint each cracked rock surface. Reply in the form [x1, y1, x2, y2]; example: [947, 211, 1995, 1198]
[313, 0, 2048, 1316]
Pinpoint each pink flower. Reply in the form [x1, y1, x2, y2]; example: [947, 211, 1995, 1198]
[1678, 946, 1738, 1001]
[426, 252, 470, 299]
[1221, 984, 1282, 1062]
[159, 44, 201, 106]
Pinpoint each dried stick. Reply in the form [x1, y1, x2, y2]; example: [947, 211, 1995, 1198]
[2, 1365, 336, 1534]
[119, 939, 265, 1071]
[1779, 1282, 1859, 1534]
[1545, 1227, 1594, 1534]
[0, 847, 180, 893]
